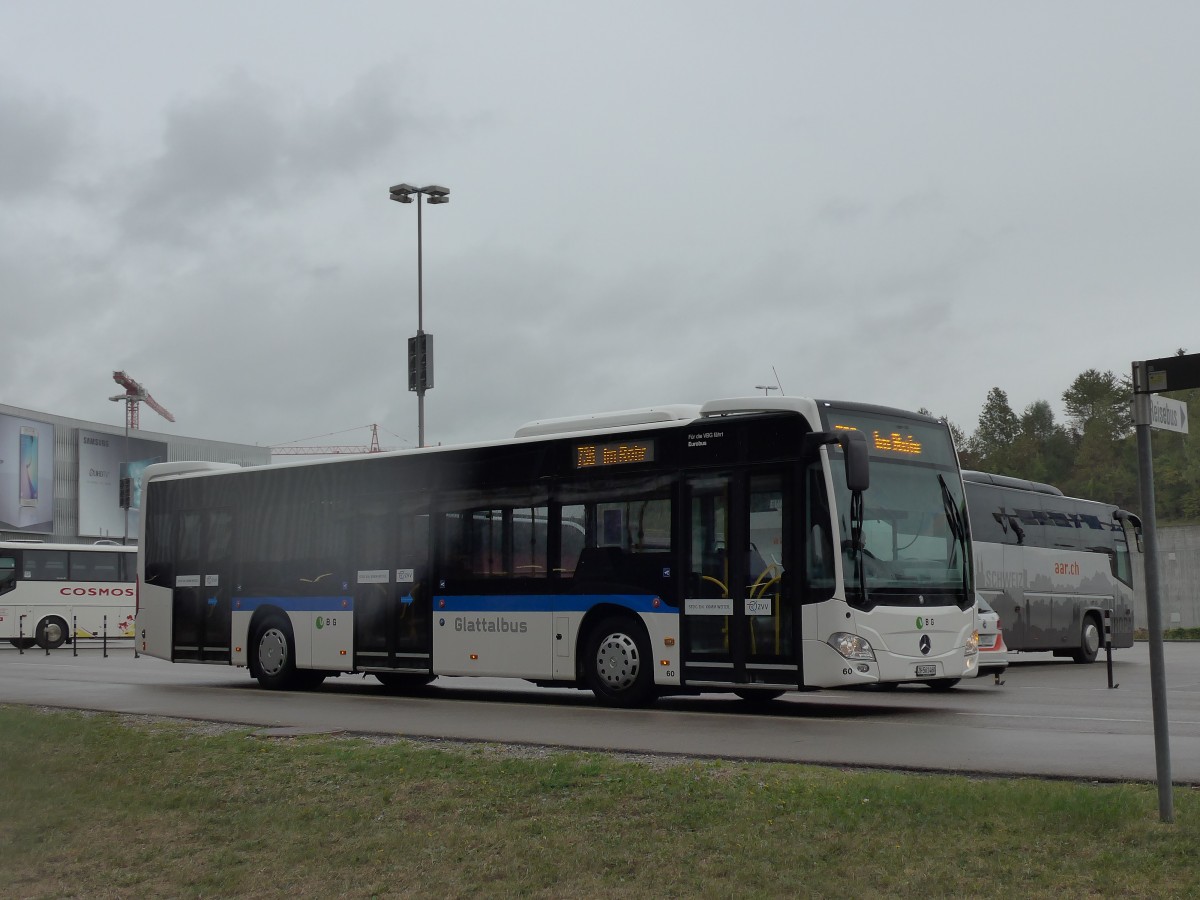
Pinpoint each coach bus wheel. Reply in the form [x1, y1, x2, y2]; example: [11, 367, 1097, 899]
[35, 617, 69, 651]
[584, 616, 656, 708]
[251, 614, 301, 690]
[1072, 615, 1102, 664]
[375, 672, 435, 693]
[9, 638, 36, 650]
[926, 678, 960, 691]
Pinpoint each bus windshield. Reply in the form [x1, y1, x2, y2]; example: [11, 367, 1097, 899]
[821, 407, 970, 610]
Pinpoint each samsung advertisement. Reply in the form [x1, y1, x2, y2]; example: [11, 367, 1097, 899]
[0, 414, 56, 533]
[78, 429, 168, 539]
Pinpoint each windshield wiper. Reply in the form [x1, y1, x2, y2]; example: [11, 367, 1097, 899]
[938, 473, 969, 602]
[841, 491, 868, 606]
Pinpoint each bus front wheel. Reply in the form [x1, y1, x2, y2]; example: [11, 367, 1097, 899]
[583, 616, 656, 708]
[1072, 616, 1102, 664]
[35, 617, 69, 651]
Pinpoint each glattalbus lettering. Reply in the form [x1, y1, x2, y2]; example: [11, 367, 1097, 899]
[59, 587, 136, 597]
[454, 616, 529, 634]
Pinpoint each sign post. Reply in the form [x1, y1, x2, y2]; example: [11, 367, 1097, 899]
[1131, 352, 1197, 824]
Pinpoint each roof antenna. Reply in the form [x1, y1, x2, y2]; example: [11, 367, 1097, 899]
[772, 366, 785, 396]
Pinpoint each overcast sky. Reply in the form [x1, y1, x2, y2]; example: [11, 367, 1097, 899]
[3, 2, 1197, 453]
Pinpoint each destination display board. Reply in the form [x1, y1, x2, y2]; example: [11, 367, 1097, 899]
[573, 439, 655, 469]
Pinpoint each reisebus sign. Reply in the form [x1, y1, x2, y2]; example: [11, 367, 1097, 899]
[1148, 395, 1189, 434]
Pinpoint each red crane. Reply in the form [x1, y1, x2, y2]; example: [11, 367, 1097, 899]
[270, 424, 394, 455]
[110, 370, 176, 430]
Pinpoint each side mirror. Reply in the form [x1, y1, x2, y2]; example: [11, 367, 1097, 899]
[1115, 509, 1144, 552]
[803, 430, 870, 493]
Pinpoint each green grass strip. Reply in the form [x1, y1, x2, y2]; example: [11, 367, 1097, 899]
[1, 705, 1196, 898]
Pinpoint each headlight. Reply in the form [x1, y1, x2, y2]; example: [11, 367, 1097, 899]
[965, 630, 979, 656]
[829, 632, 876, 661]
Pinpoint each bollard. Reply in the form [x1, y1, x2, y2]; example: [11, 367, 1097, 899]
[73, 615, 78, 657]
[103, 615, 108, 658]
[18, 616, 26, 655]
[1104, 608, 1118, 690]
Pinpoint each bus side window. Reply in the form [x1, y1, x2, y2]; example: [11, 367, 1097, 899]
[0, 556, 16, 595]
[69, 552, 93, 581]
[558, 505, 586, 576]
[25, 550, 70, 581]
[89, 552, 121, 582]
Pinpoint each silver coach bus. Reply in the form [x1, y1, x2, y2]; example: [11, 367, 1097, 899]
[963, 471, 1142, 663]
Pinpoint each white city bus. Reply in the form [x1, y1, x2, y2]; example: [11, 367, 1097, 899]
[136, 398, 978, 705]
[0, 541, 137, 649]
[963, 471, 1142, 663]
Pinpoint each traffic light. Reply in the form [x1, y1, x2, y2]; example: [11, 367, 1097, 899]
[407, 333, 434, 392]
[118, 477, 132, 510]
[407, 336, 418, 391]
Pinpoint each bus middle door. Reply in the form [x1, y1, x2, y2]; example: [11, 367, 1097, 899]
[351, 500, 432, 677]
[171, 508, 234, 663]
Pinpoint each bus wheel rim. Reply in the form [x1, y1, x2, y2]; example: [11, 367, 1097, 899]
[258, 628, 288, 676]
[596, 632, 640, 691]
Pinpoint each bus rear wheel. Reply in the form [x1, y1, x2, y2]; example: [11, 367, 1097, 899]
[583, 616, 656, 708]
[1072, 615, 1102, 664]
[251, 614, 303, 690]
[35, 617, 69, 651]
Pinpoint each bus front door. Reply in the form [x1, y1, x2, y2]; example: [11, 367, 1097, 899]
[171, 508, 234, 662]
[682, 472, 797, 692]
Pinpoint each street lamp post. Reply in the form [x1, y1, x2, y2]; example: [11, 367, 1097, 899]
[390, 183, 450, 448]
[755, 385, 780, 396]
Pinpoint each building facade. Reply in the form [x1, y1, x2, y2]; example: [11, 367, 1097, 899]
[1, 402, 270, 545]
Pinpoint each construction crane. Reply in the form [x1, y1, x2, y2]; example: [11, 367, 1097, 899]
[270, 424, 396, 456]
[110, 370, 175, 430]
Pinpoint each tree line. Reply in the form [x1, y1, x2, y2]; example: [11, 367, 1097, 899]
[924, 351, 1198, 523]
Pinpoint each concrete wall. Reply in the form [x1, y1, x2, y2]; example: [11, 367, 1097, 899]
[1132, 523, 1200, 630]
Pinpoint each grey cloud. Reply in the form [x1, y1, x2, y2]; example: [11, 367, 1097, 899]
[816, 197, 870, 226]
[118, 69, 411, 244]
[289, 67, 413, 175]
[0, 85, 78, 198]
[118, 72, 286, 241]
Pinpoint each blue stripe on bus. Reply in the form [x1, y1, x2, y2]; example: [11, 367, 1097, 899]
[434, 594, 668, 614]
[229, 594, 671, 615]
[232, 596, 354, 613]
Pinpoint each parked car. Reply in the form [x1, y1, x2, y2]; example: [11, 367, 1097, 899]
[976, 595, 1009, 680]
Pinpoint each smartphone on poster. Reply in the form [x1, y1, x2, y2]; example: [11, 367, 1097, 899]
[19, 426, 38, 508]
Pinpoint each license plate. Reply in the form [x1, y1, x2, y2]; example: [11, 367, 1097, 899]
[915, 664, 936, 677]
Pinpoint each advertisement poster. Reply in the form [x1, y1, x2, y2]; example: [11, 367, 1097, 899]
[0, 414, 56, 532]
[78, 430, 168, 539]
